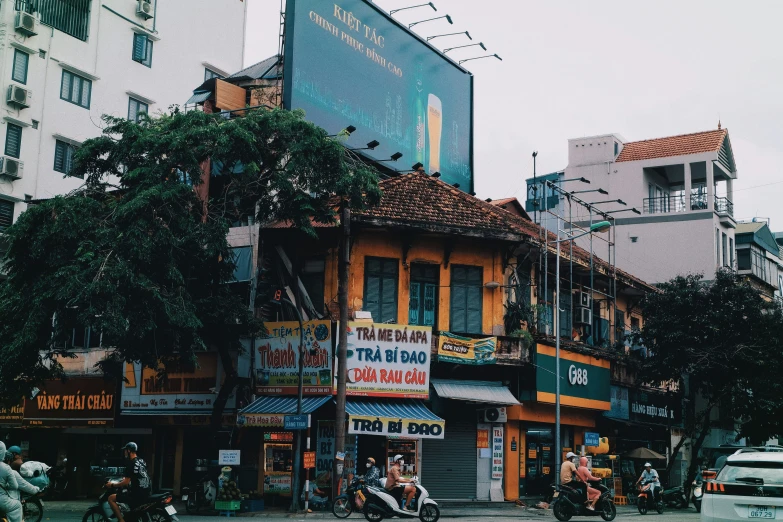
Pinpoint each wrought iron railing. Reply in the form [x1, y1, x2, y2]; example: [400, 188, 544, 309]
[15, 0, 91, 41]
[643, 196, 675, 214]
[714, 196, 734, 217]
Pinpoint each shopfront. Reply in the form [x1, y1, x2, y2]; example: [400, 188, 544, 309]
[511, 344, 611, 498]
[120, 351, 244, 494]
[21, 377, 123, 498]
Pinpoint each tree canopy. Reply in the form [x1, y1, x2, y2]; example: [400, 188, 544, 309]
[637, 270, 783, 483]
[0, 107, 381, 425]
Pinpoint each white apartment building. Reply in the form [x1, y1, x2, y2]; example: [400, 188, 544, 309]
[527, 127, 738, 285]
[0, 0, 248, 233]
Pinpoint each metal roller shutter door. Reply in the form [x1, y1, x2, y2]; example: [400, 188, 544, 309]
[422, 420, 477, 500]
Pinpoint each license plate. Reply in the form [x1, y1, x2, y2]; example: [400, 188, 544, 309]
[552, 492, 559, 498]
[749, 506, 775, 519]
[165, 505, 177, 515]
[181, 495, 188, 501]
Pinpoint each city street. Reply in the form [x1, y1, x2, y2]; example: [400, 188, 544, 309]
[37, 501, 702, 521]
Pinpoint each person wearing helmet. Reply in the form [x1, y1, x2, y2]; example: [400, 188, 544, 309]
[105, 442, 151, 522]
[0, 441, 38, 522]
[362, 457, 381, 487]
[386, 455, 416, 511]
[636, 462, 661, 502]
[4, 446, 22, 472]
[560, 451, 587, 502]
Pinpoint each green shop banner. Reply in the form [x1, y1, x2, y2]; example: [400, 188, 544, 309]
[437, 332, 497, 365]
[535, 344, 611, 410]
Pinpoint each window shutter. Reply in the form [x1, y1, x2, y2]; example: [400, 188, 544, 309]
[365, 274, 381, 322]
[61, 71, 72, 100]
[12, 50, 28, 84]
[65, 144, 74, 174]
[409, 282, 421, 326]
[5, 124, 22, 158]
[80, 78, 91, 108]
[133, 33, 147, 62]
[381, 273, 397, 323]
[144, 40, 153, 67]
[0, 200, 13, 231]
[54, 140, 66, 172]
[423, 283, 436, 327]
[128, 99, 138, 122]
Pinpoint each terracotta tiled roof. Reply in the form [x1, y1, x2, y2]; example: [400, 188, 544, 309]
[489, 197, 531, 221]
[616, 129, 727, 162]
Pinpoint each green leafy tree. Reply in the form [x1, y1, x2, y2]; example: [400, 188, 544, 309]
[636, 270, 783, 490]
[0, 108, 380, 430]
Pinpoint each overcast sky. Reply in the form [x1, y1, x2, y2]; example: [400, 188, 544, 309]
[245, 0, 783, 229]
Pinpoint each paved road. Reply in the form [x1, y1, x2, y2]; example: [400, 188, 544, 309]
[37, 501, 702, 521]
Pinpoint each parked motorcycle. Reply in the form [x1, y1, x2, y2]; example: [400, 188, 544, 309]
[46, 459, 71, 499]
[181, 471, 217, 514]
[333, 477, 371, 518]
[637, 482, 664, 515]
[691, 476, 703, 513]
[362, 477, 439, 522]
[551, 479, 616, 521]
[660, 483, 688, 509]
[81, 484, 179, 522]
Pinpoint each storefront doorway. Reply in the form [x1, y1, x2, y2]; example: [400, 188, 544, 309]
[525, 427, 554, 497]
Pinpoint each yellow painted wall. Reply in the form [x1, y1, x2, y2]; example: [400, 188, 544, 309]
[325, 231, 505, 334]
[504, 422, 521, 500]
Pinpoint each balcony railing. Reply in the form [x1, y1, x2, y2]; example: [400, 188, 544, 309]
[714, 196, 734, 218]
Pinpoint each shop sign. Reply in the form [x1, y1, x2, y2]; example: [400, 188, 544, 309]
[491, 426, 503, 480]
[24, 378, 115, 427]
[437, 333, 497, 365]
[264, 474, 291, 494]
[584, 432, 600, 447]
[264, 432, 294, 442]
[348, 415, 445, 439]
[0, 401, 24, 426]
[239, 414, 284, 428]
[535, 344, 610, 411]
[629, 389, 682, 426]
[477, 429, 490, 449]
[304, 452, 316, 469]
[284, 414, 309, 430]
[253, 321, 333, 395]
[316, 421, 357, 487]
[341, 323, 432, 398]
[604, 385, 629, 420]
[218, 450, 241, 466]
[121, 352, 239, 414]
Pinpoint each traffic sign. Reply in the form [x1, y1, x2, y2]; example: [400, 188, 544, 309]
[584, 432, 600, 446]
[284, 414, 309, 430]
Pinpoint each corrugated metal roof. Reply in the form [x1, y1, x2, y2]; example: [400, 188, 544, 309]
[229, 55, 280, 80]
[345, 400, 442, 422]
[239, 396, 330, 415]
[185, 91, 211, 104]
[431, 379, 520, 405]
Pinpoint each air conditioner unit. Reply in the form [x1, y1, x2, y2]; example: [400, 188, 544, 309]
[480, 407, 507, 423]
[0, 157, 24, 180]
[137, 0, 154, 20]
[15, 12, 37, 37]
[7, 85, 31, 108]
[576, 292, 592, 308]
[574, 306, 592, 325]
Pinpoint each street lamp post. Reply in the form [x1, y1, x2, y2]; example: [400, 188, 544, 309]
[553, 220, 611, 485]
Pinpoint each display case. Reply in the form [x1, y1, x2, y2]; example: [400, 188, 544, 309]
[263, 440, 292, 496]
[386, 439, 418, 479]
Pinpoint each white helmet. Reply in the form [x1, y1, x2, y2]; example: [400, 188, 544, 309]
[644, 462, 652, 468]
[566, 452, 577, 460]
[394, 454, 404, 462]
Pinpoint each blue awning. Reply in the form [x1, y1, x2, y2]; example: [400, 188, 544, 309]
[240, 396, 331, 415]
[345, 400, 442, 422]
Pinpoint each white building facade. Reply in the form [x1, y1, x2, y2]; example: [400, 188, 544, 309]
[0, 0, 247, 232]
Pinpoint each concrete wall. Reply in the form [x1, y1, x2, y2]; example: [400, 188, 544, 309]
[0, 0, 246, 220]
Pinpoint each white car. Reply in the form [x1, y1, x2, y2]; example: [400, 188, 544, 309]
[702, 452, 783, 521]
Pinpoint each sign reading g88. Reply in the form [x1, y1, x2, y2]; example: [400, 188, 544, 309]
[568, 365, 588, 386]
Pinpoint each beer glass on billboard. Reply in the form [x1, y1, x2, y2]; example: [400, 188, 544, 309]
[427, 94, 442, 174]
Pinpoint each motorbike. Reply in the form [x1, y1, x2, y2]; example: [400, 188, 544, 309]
[362, 477, 440, 522]
[636, 481, 664, 515]
[551, 479, 617, 521]
[691, 476, 703, 513]
[46, 459, 72, 499]
[81, 485, 179, 522]
[21, 492, 44, 522]
[181, 471, 217, 514]
[660, 483, 688, 509]
[333, 477, 372, 518]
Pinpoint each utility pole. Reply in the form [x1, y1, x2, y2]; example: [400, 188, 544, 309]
[333, 203, 351, 494]
[289, 258, 305, 513]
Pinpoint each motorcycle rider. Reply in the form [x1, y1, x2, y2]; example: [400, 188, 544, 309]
[636, 462, 661, 503]
[362, 457, 381, 487]
[105, 442, 151, 522]
[575, 456, 601, 511]
[386, 455, 416, 511]
[0, 441, 39, 522]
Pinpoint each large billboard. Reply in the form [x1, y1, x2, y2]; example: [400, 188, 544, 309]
[284, 0, 474, 191]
